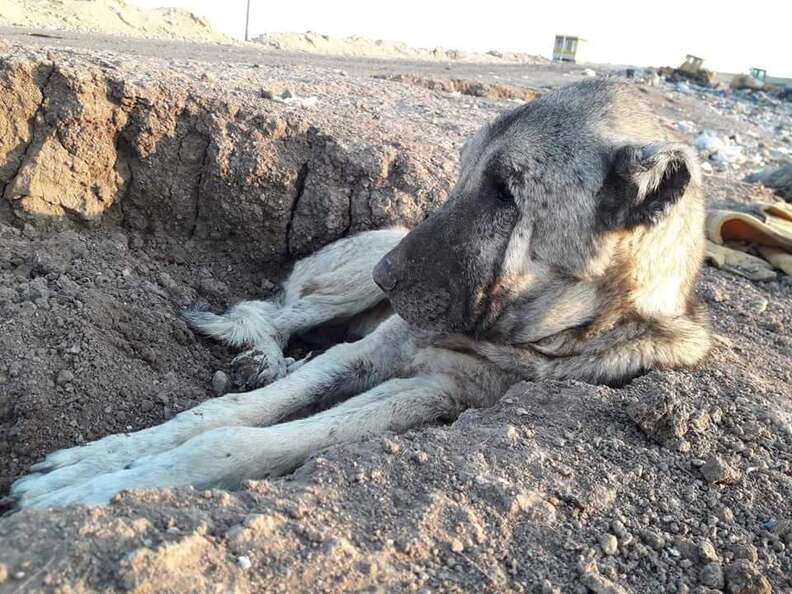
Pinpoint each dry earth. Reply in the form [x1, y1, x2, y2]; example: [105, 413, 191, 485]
[0, 33, 790, 594]
[0, 0, 227, 43]
[251, 31, 548, 64]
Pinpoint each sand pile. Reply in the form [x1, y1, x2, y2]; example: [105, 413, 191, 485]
[0, 0, 228, 43]
[253, 31, 548, 64]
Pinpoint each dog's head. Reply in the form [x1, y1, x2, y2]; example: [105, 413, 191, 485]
[373, 80, 704, 338]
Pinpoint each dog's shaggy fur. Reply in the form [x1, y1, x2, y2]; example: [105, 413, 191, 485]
[12, 80, 710, 508]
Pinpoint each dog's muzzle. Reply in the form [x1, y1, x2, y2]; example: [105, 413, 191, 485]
[373, 256, 399, 292]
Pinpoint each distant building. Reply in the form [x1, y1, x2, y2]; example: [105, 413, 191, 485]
[553, 35, 587, 63]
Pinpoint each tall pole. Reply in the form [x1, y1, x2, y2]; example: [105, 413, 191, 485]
[244, 0, 251, 41]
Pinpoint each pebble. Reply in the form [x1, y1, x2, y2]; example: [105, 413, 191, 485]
[699, 563, 725, 589]
[381, 437, 401, 454]
[611, 520, 627, 537]
[640, 529, 666, 551]
[700, 454, 740, 484]
[599, 533, 618, 556]
[731, 543, 758, 563]
[580, 569, 627, 594]
[746, 297, 768, 315]
[212, 370, 229, 395]
[542, 579, 561, 594]
[56, 369, 74, 385]
[725, 560, 771, 594]
[411, 450, 429, 464]
[698, 539, 719, 562]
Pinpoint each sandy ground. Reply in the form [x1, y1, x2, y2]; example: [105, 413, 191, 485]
[251, 31, 548, 64]
[0, 31, 790, 594]
[0, 0, 228, 43]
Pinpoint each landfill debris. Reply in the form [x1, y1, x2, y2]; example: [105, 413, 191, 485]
[705, 202, 792, 278]
[745, 162, 792, 200]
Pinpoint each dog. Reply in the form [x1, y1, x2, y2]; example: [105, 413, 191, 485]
[10, 80, 711, 508]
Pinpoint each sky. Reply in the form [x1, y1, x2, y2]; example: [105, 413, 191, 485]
[131, 0, 791, 77]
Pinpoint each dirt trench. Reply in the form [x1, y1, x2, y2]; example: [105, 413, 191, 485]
[0, 46, 460, 496]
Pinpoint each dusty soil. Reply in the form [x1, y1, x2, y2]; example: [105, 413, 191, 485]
[0, 34, 790, 594]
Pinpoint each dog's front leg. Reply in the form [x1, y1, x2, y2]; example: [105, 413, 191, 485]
[11, 317, 413, 506]
[20, 374, 462, 508]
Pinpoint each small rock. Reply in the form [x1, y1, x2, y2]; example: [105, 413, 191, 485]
[698, 539, 719, 562]
[237, 555, 252, 570]
[725, 559, 771, 594]
[56, 369, 74, 385]
[212, 370, 229, 395]
[699, 563, 725, 589]
[627, 391, 691, 443]
[746, 297, 768, 315]
[610, 520, 627, 537]
[197, 277, 227, 298]
[731, 543, 758, 563]
[411, 450, 429, 464]
[580, 570, 627, 594]
[542, 579, 561, 594]
[450, 538, 464, 553]
[640, 529, 666, 551]
[0, 563, 7, 584]
[717, 506, 735, 523]
[700, 455, 740, 484]
[158, 272, 178, 290]
[381, 437, 401, 454]
[600, 533, 618, 556]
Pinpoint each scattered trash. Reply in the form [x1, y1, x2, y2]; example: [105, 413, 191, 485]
[705, 202, 792, 278]
[238, 555, 252, 570]
[746, 162, 792, 200]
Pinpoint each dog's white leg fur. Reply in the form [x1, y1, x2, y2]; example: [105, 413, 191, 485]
[11, 317, 413, 504]
[21, 375, 459, 508]
[184, 228, 407, 385]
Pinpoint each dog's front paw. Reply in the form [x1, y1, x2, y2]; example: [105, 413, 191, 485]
[231, 348, 288, 389]
[10, 421, 191, 506]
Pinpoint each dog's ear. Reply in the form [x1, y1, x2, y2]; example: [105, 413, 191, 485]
[598, 143, 700, 230]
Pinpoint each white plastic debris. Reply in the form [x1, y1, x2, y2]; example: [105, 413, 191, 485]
[581, 68, 597, 77]
[238, 555, 252, 570]
[695, 131, 725, 155]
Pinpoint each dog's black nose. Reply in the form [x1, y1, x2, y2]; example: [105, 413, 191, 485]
[373, 256, 398, 292]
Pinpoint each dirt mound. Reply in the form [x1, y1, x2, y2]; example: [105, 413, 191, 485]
[253, 31, 549, 64]
[0, 42, 790, 594]
[0, 0, 228, 43]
